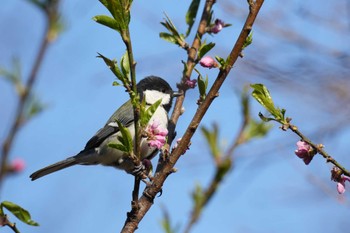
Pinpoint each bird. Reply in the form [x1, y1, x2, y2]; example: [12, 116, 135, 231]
[30, 76, 180, 181]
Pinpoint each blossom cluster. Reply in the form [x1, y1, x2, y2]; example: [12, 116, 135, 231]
[295, 140, 349, 194]
[146, 120, 168, 149]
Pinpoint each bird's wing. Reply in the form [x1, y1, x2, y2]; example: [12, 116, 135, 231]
[84, 100, 134, 150]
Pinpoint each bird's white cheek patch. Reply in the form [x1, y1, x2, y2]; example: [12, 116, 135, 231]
[144, 90, 171, 105]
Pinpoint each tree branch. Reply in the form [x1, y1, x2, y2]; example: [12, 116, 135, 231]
[0, 1, 60, 192]
[121, 0, 264, 232]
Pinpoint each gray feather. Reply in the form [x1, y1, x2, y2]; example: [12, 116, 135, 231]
[30, 157, 78, 181]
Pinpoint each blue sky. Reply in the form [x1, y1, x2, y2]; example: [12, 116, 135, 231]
[1, 0, 350, 233]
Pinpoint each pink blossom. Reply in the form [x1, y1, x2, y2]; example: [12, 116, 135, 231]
[294, 140, 314, 165]
[10, 158, 25, 172]
[147, 120, 168, 149]
[337, 176, 350, 194]
[199, 56, 218, 69]
[210, 19, 225, 34]
[185, 79, 197, 89]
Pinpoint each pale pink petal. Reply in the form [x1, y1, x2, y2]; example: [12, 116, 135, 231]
[337, 182, 346, 194]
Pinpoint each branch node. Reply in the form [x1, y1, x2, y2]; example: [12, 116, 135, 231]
[142, 190, 155, 203]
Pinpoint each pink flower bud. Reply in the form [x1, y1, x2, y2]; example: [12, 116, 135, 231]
[185, 79, 197, 89]
[210, 19, 225, 34]
[337, 182, 346, 194]
[199, 56, 218, 69]
[294, 141, 314, 165]
[337, 176, 350, 194]
[11, 158, 25, 172]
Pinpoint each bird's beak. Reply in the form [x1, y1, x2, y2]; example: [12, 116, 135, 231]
[172, 91, 183, 97]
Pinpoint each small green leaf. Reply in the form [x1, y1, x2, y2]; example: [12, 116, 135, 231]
[243, 118, 272, 141]
[161, 13, 179, 36]
[93, 15, 119, 31]
[160, 13, 186, 48]
[115, 120, 133, 153]
[242, 31, 253, 50]
[215, 158, 231, 181]
[160, 207, 179, 233]
[24, 96, 45, 121]
[250, 84, 285, 121]
[258, 112, 276, 122]
[120, 51, 130, 80]
[140, 99, 162, 127]
[198, 41, 215, 60]
[159, 32, 177, 44]
[112, 81, 121, 86]
[215, 56, 226, 68]
[108, 142, 128, 152]
[1, 201, 39, 226]
[192, 183, 204, 213]
[195, 69, 208, 101]
[98, 0, 131, 32]
[201, 124, 220, 159]
[185, 0, 200, 37]
[97, 53, 124, 83]
[107, 120, 133, 153]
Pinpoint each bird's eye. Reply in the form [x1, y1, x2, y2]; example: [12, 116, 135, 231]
[161, 89, 166, 93]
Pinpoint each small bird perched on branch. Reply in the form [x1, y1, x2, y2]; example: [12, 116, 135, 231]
[30, 76, 180, 181]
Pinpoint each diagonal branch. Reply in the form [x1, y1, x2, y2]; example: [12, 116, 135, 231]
[121, 0, 264, 232]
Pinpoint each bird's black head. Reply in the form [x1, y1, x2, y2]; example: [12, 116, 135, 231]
[137, 76, 179, 112]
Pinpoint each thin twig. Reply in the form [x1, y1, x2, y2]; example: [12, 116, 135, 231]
[121, 1, 265, 232]
[1, 215, 21, 233]
[288, 123, 350, 177]
[0, 5, 55, 192]
[183, 92, 251, 233]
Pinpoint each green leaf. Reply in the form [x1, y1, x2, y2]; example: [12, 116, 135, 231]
[185, 0, 200, 37]
[1, 201, 39, 226]
[115, 120, 133, 153]
[258, 112, 276, 122]
[195, 68, 208, 101]
[93, 15, 119, 31]
[192, 183, 204, 213]
[112, 81, 121, 86]
[250, 84, 285, 121]
[198, 41, 215, 60]
[120, 51, 130, 80]
[0, 58, 25, 96]
[159, 32, 177, 44]
[160, 207, 180, 233]
[108, 120, 133, 153]
[215, 158, 231, 181]
[161, 13, 179, 36]
[24, 95, 45, 121]
[215, 55, 226, 68]
[140, 99, 162, 127]
[242, 31, 253, 50]
[160, 13, 186, 48]
[98, 0, 132, 33]
[108, 142, 128, 152]
[97, 53, 125, 83]
[201, 124, 221, 159]
[243, 119, 272, 141]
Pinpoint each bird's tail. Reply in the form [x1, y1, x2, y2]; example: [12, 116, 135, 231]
[30, 157, 78, 181]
